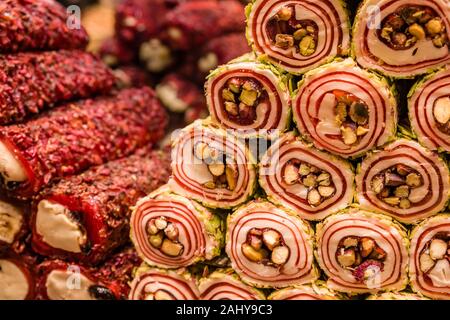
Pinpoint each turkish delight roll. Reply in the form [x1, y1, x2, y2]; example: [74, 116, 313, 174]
[353, 0, 450, 78]
[356, 139, 450, 224]
[226, 200, 318, 288]
[316, 209, 409, 294]
[292, 59, 397, 158]
[246, 0, 350, 74]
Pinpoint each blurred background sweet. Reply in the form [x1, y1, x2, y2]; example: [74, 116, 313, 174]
[66, 0, 250, 130]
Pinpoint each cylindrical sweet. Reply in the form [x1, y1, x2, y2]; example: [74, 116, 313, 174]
[316, 209, 409, 294]
[128, 265, 200, 300]
[31, 149, 171, 265]
[130, 188, 224, 269]
[169, 120, 257, 209]
[199, 269, 265, 300]
[409, 214, 450, 300]
[206, 60, 291, 138]
[226, 200, 318, 288]
[259, 132, 354, 221]
[0, 0, 88, 53]
[353, 0, 450, 78]
[0, 248, 37, 300]
[35, 248, 141, 300]
[0, 87, 167, 199]
[408, 66, 450, 152]
[268, 282, 341, 300]
[292, 59, 397, 158]
[0, 50, 115, 125]
[162, 0, 245, 50]
[246, 0, 350, 74]
[356, 139, 450, 224]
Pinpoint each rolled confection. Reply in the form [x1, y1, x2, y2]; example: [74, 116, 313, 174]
[246, 0, 350, 74]
[408, 66, 450, 152]
[130, 188, 224, 269]
[409, 214, 450, 300]
[169, 120, 257, 209]
[206, 60, 291, 138]
[292, 58, 397, 158]
[199, 269, 265, 300]
[226, 200, 318, 288]
[268, 282, 341, 300]
[259, 132, 354, 221]
[316, 209, 409, 294]
[128, 265, 200, 300]
[353, 0, 450, 78]
[356, 139, 450, 224]
[366, 292, 429, 300]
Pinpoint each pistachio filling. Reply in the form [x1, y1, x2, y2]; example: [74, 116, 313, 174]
[283, 160, 336, 206]
[379, 6, 448, 50]
[333, 90, 370, 146]
[370, 164, 424, 209]
[221, 77, 266, 125]
[433, 96, 450, 135]
[193, 142, 238, 191]
[266, 5, 319, 56]
[336, 236, 387, 283]
[147, 216, 184, 257]
[418, 233, 450, 283]
[241, 228, 290, 267]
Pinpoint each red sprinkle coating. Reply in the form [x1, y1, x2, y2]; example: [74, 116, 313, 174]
[0, 0, 88, 53]
[0, 87, 167, 199]
[31, 148, 171, 264]
[0, 50, 115, 125]
[35, 248, 141, 300]
[162, 0, 245, 50]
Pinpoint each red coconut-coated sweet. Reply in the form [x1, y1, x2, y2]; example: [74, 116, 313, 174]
[0, 0, 88, 53]
[35, 248, 141, 300]
[99, 37, 137, 67]
[0, 50, 115, 125]
[0, 246, 39, 300]
[31, 149, 171, 265]
[115, 0, 168, 45]
[0, 87, 167, 199]
[162, 0, 245, 50]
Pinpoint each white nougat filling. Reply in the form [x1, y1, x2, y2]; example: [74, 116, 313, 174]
[0, 200, 23, 244]
[0, 259, 29, 300]
[36, 200, 84, 253]
[0, 141, 27, 182]
[46, 270, 95, 300]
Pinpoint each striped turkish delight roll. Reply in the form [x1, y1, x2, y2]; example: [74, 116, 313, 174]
[0, 0, 88, 53]
[0, 87, 167, 199]
[246, 0, 350, 74]
[199, 269, 265, 300]
[31, 149, 171, 265]
[268, 282, 341, 300]
[409, 214, 450, 300]
[353, 0, 450, 78]
[0, 50, 115, 125]
[356, 139, 450, 224]
[226, 200, 318, 288]
[169, 120, 257, 209]
[316, 209, 409, 294]
[259, 132, 354, 221]
[409, 66, 450, 152]
[367, 292, 429, 300]
[129, 265, 200, 300]
[130, 188, 224, 269]
[206, 60, 291, 138]
[292, 59, 397, 158]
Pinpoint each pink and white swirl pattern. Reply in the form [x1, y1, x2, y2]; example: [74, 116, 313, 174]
[199, 272, 264, 300]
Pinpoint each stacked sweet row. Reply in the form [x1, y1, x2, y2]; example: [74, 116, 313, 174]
[127, 0, 449, 300]
[0, 0, 171, 300]
[99, 0, 251, 127]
